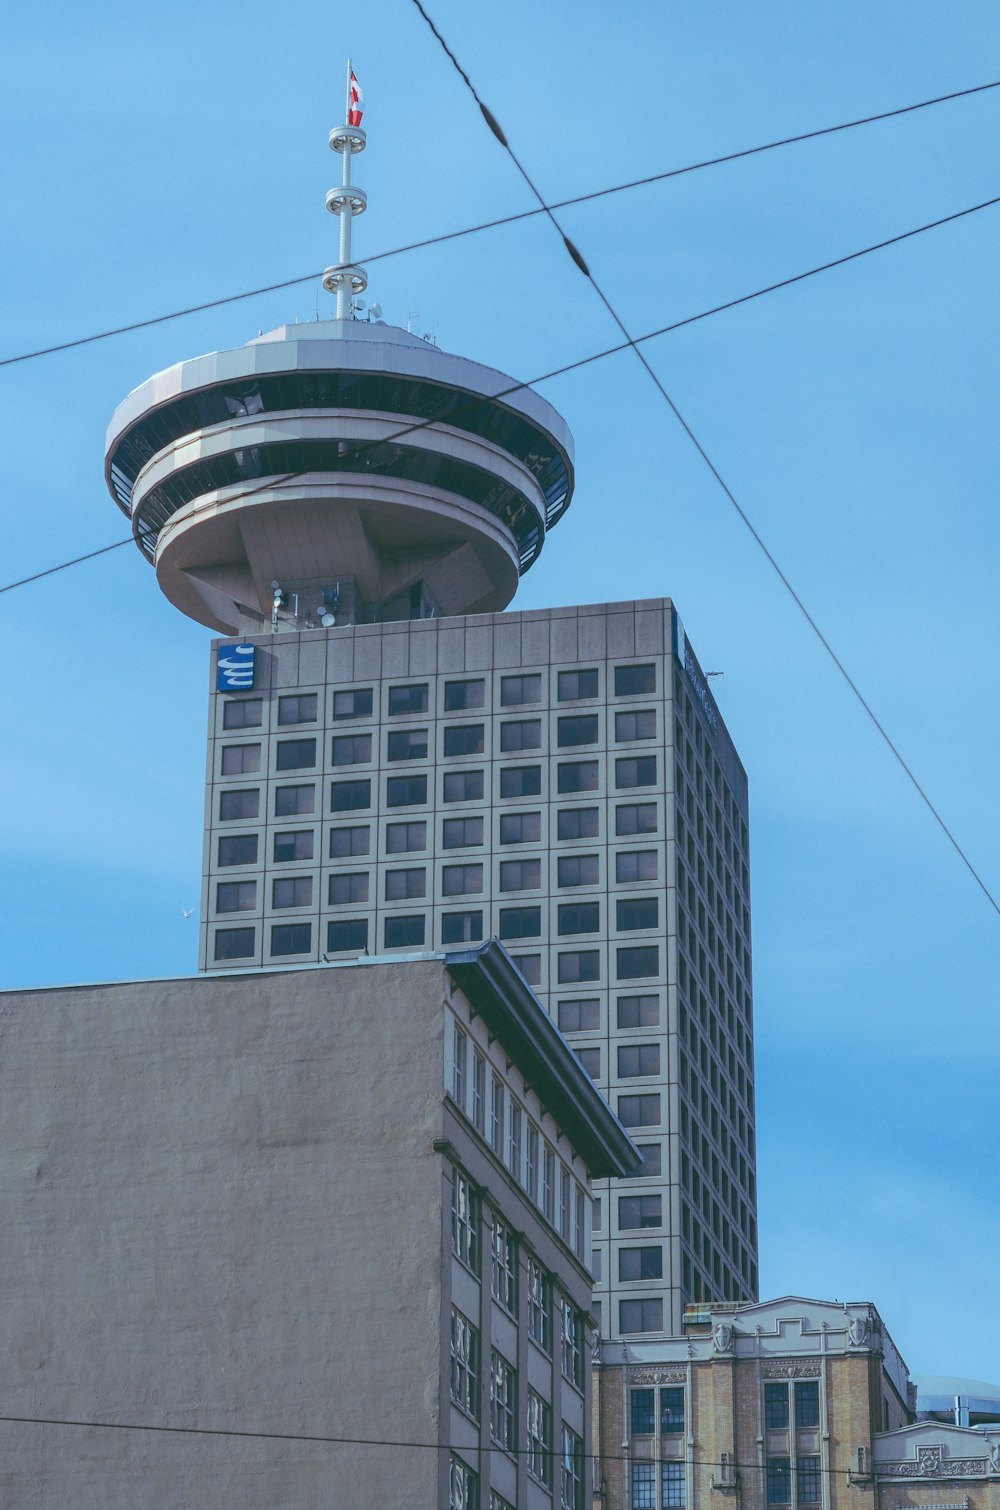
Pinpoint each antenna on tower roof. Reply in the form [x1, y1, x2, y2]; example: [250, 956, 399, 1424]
[322, 61, 369, 319]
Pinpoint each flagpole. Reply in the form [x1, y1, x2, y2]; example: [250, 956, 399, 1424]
[323, 61, 368, 319]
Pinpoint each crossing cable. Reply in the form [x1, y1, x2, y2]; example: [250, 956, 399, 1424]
[410, 0, 1000, 921]
[0, 1406, 901, 1478]
[4, 189, 1000, 596]
[1, 77, 998, 371]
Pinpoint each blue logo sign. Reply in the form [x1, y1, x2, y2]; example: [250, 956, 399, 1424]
[216, 643, 255, 692]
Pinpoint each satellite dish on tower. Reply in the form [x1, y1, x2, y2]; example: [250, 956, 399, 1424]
[369, 302, 383, 320]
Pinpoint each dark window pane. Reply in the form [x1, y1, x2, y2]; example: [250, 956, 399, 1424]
[219, 788, 259, 821]
[385, 867, 426, 900]
[765, 1385, 789, 1429]
[328, 871, 368, 905]
[614, 663, 656, 696]
[617, 1096, 661, 1129]
[386, 775, 427, 807]
[557, 669, 598, 701]
[618, 1043, 660, 1077]
[501, 719, 541, 752]
[442, 817, 484, 849]
[443, 770, 485, 803]
[444, 724, 484, 757]
[616, 755, 657, 789]
[513, 953, 541, 986]
[221, 743, 260, 775]
[387, 728, 428, 761]
[218, 834, 258, 867]
[388, 683, 428, 715]
[557, 998, 600, 1033]
[330, 779, 370, 814]
[619, 1298, 662, 1333]
[270, 922, 311, 956]
[557, 854, 599, 887]
[617, 945, 659, 980]
[574, 1046, 600, 1079]
[617, 994, 660, 1028]
[557, 715, 598, 747]
[276, 738, 317, 771]
[442, 864, 483, 896]
[557, 761, 599, 794]
[214, 926, 255, 960]
[557, 902, 599, 935]
[500, 765, 541, 798]
[660, 1387, 684, 1433]
[384, 914, 426, 948]
[216, 880, 256, 913]
[276, 783, 315, 816]
[631, 1389, 655, 1436]
[499, 811, 541, 844]
[332, 734, 372, 765]
[499, 906, 541, 940]
[327, 918, 368, 952]
[223, 698, 262, 730]
[635, 1143, 662, 1177]
[615, 709, 656, 742]
[385, 821, 426, 853]
[332, 688, 373, 721]
[795, 1382, 820, 1428]
[617, 897, 659, 931]
[616, 849, 658, 883]
[501, 673, 541, 706]
[273, 829, 313, 862]
[615, 803, 657, 836]
[330, 824, 370, 858]
[444, 679, 485, 711]
[766, 1459, 791, 1506]
[619, 1246, 662, 1281]
[499, 859, 541, 892]
[272, 876, 312, 908]
[618, 1194, 661, 1227]
[557, 807, 599, 840]
[557, 950, 600, 984]
[277, 693, 318, 725]
[441, 910, 483, 944]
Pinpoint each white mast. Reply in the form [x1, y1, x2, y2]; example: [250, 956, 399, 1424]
[323, 59, 368, 319]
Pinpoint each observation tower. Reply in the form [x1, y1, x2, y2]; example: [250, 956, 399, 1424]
[104, 81, 574, 636]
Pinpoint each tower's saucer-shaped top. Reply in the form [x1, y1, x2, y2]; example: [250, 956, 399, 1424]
[105, 318, 574, 634]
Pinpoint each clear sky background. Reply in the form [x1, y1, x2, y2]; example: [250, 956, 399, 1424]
[1, 1, 998, 1383]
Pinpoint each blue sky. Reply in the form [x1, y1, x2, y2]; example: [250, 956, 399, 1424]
[1, 1, 998, 1381]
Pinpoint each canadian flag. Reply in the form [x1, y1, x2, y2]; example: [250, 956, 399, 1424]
[348, 70, 364, 127]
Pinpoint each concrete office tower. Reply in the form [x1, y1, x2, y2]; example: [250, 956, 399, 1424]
[103, 100, 757, 1337]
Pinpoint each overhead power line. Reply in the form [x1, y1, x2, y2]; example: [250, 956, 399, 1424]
[409, 0, 1000, 921]
[0, 76, 997, 371]
[3, 191, 1000, 594]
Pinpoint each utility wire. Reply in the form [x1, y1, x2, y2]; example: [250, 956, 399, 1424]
[1, 77, 998, 371]
[0, 1406, 894, 1478]
[410, 0, 1000, 921]
[4, 191, 1000, 595]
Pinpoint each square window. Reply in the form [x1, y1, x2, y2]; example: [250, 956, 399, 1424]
[557, 806, 599, 840]
[443, 769, 485, 803]
[500, 673, 541, 706]
[328, 871, 368, 905]
[619, 1245, 662, 1281]
[500, 765, 541, 799]
[216, 880, 256, 913]
[388, 683, 428, 716]
[616, 849, 658, 883]
[219, 788, 259, 822]
[499, 811, 541, 845]
[617, 945, 659, 979]
[442, 910, 484, 945]
[615, 709, 656, 742]
[218, 834, 258, 867]
[617, 897, 659, 930]
[557, 760, 599, 794]
[444, 724, 485, 757]
[616, 803, 657, 836]
[442, 863, 483, 896]
[615, 663, 656, 696]
[500, 719, 542, 752]
[384, 914, 425, 949]
[557, 950, 600, 984]
[277, 783, 316, 816]
[635, 1142, 662, 1177]
[272, 875, 312, 908]
[557, 854, 599, 887]
[499, 906, 541, 940]
[557, 901, 599, 935]
[276, 738, 317, 771]
[332, 688, 373, 721]
[223, 698, 262, 730]
[327, 918, 368, 952]
[270, 922, 311, 956]
[331, 734, 372, 765]
[387, 728, 428, 762]
[328, 775, 372, 815]
[618, 1096, 661, 1129]
[385, 821, 426, 853]
[221, 743, 260, 775]
[386, 774, 427, 807]
[273, 829, 313, 862]
[618, 1194, 661, 1227]
[445, 678, 485, 711]
[499, 858, 541, 892]
[616, 755, 657, 788]
[214, 926, 255, 961]
[619, 1298, 662, 1333]
[513, 953, 541, 985]
[557, 715, 598, 747]
[557, 998, 600, 1032]
[443, 817, 484, 849]
[385, 867, 426, 900]
[277, 693, 318, 725]
[617, 994, 660, 1028]
[557, 668, 598, 701]
[330, 824, 370, 858]
[618, 1043, 660, 1077]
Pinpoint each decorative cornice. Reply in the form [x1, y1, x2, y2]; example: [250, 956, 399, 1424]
[879, 1447, 987, 1479]
[628, 1366, 687, 1386]
[761, 1361, 822, 1379]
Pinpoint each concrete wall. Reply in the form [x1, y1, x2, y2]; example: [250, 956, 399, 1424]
[0, 964, 447, 1508]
